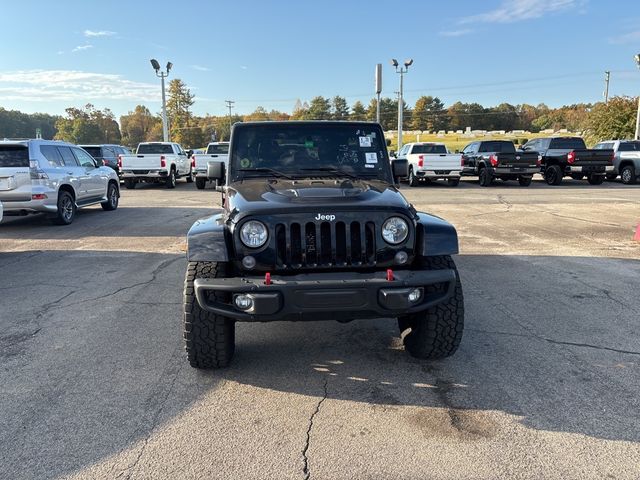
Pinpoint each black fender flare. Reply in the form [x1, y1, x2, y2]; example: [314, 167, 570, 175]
[186, 211, 232, 262]
[415, 212, 459, 257]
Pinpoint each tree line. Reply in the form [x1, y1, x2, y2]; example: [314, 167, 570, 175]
[1, 78, 637, 147]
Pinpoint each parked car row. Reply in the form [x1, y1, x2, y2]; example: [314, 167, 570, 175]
[393, 137, 638, 187]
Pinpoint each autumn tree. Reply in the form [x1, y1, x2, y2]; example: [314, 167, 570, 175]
[54, 104, 121, 144]
[584, 96, 637, 144]
[120, 105, 161, 147]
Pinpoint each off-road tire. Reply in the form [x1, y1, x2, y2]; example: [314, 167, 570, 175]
[587, 174, 604, 185]
[544, 165, 563, 185]
[101, 182, 119, 211]
[183, 261, 235, 369]
[195, 177, 207, 190]
[479, 167, 493, 187]
[620, 165, 637, 185]
[408, 167, 419, 187]
[124, 178, 136, 189]
[398, 255, 464, 359]
[518, 176, 532, 187]
[50, 191, 76, 225]
[447, 178, 460, 187]
[166, 168, 177, 189]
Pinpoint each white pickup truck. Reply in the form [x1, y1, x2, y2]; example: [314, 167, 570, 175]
[120, 142, 192, 189]
[191, 142, 230, 190]
[396, 142, 462, 187]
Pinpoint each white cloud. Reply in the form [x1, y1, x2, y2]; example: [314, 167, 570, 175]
[84, 30, 116, 37]
[240, 65, 248, 70]
[439, 29, 474, 37]
[459, 0, 585, 24]
[0, 70, 160, 102]
[72, 44, 93, 52]
[191, 65, 211, 72]
[608, 30, 640, 45]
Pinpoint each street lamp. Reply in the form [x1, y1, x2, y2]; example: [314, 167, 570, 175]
[635, 54, 640, 140]
[391, 58, 413, 150]
[150, 59, 172, 142]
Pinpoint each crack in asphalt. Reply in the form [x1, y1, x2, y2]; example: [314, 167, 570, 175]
[302, 380, 328, 480]
[540, 209, 620, 227]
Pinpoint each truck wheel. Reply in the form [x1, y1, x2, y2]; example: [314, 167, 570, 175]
[195, 177, 206, 190]
[606, 173, 617, 181]
[620, 165, 636, 185]
[166, 168, 176, 189]
[399, 255, 464, 359]
[570, 174, 584, 180]
[183, 261, 235, 369]
[447, 178, 460, 187]
[518, 176, 532, 187]
[587, 174, 604, 185]
[51, 191, 76, 225]
[479, 167, 493, 187]
[408, 167, 419, 187]
[544, 165, 563, 185]
[124, 178, 136, 189]
[101, 182, 119, 211]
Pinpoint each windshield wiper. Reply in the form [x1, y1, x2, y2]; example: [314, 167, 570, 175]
[299, 167, 368, 180]
[239, 167, 293, 180]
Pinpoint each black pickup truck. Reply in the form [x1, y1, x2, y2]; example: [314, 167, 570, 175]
[521, 137, 614, 185]
[460, 140, 540, 186]
[182, 121, 464, 368]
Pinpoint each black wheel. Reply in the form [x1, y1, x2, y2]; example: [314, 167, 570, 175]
[570, 174, 585, 181]
[606, 173, 617, 181]
[518, 176, 532, 187]
[183, 261, 235, 369]
[544, 165, 563, 185]
[479, 168, 493, 187]
[166, 168, 176, 189]
[447, 178, 460, 187]
[186, 168, 194, 183]
[620, 165, 637, 185]
[399, 255, 464, 359]
[101, 182, 119, 211]
[408, 167, 419, 187]
[195, 177, 206, 190]
[124, 178, 136, 189]
[587, 174, 604, 185]
[51, 191, 76, 225]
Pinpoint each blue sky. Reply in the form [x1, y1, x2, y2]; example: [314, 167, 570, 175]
[1, 0, 639, 118]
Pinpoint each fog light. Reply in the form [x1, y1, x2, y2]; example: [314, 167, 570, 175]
[242, 256, 256, 269]
[408, 288, 422, 303]
[234, 294, 254, 311]
[394, 251, 408, 265]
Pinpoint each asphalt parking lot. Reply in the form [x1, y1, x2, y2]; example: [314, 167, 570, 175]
[1, 177, 639, 479]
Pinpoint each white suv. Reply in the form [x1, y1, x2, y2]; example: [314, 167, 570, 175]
[0, 139, 120, 225]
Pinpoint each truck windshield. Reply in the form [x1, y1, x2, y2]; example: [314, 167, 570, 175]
[618, 141, 640, 152]
[206, 144, 229, 155]
[412, 144, 447, 154]
[230, 124, 392, 182]
[479, 141, 516, 153]
[137, 144, 174, 154]
[549, 138, 586, 150]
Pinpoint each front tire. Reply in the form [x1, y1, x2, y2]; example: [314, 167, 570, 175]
[101, 182, 119, 211]
[620, 165, 636, 185]
[587, 174, 604, 185]
[408, 167, 419, 187]
[447, 178, 460, 187]
[399, 255, 464, 359]
[51, 191, 76, 225]
[545, 165, 563, 185]
[186, 168, 194, 183]
[518, 176, 532, 187]
[195, 177, 206, 190]
[183, 262, 235, 369]
[124, 178, 136, 189]
[166, 168, 176, 189]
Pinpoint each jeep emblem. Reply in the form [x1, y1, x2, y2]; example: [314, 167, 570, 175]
[315, 214, 336, 221]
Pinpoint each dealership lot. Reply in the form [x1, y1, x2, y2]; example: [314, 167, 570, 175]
[1, 178, 639, 479]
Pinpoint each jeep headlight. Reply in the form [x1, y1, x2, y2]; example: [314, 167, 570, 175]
[240, 220, 268, 248]
[382, 217, 409, 245]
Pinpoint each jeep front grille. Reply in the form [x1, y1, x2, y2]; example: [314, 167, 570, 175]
[275, 221, 376, 268]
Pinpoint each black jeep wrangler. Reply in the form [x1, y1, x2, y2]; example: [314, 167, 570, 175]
[183, 121, 464, 368]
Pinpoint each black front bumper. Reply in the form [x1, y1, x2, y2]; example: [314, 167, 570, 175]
[194, 269, 456, 322]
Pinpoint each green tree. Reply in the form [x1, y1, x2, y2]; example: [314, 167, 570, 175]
[166, 78, 203, 146]
[305, 96, 332, 120]
[584, 96, 637, 144]
[54, 104, 120, 144]
[350, 101, 366, 120]
[447, 102, 486, 131]
[120, 105, 161, 147]
[0, 108, 59, 139]
[244, 106, 271, 122]
[331, 96, 349, 120]
[411, 96, 447, 131]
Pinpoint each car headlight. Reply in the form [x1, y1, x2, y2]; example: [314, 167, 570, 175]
[382, 217, 409, 244]
[240, 220, 268, 248]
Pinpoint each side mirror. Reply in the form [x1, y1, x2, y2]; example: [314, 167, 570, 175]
[186, 149, 193, 157]
[207, 160, 224, 182]
[391, 158, 408, 182]
[455, 150, 461, 154]
[386, 139, 392, 147]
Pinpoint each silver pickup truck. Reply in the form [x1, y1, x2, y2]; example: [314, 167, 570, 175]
[595, 140, 640, 185]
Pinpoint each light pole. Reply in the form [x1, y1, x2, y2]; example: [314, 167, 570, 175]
[150, 59, 172, 142]
[635, 54, 640, 140]
[391, 58, 413, 150]
[225, 100, 235, 140]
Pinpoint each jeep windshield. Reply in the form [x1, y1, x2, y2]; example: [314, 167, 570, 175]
[230, 123, 393, 182]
